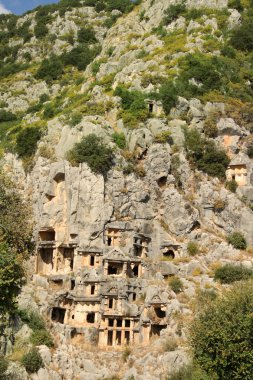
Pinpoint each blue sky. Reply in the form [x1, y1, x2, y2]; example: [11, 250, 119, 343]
[0, 0, 59, 15]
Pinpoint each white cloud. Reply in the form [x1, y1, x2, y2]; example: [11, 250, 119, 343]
[0, 3, 11, 14]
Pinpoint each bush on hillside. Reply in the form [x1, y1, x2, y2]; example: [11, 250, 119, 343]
[169, 277, 183, 293]
[184, 128, 229, 179]
[190, 281, 253, 379]
[67, 134, 114, 176]
[227, 231, 247, 249]
[163, 1, 186, 25]
[0, 109, 17, 122]
[112, 132, 126, 149]
[16, 127, 42, 158]
[30, 330, 54, 347]
[77, 26, 97, 44]
[62, 44, 100, 71]
[230, 17, 253, 51]
[226, 179, 238, 193]
[21, 349, 44, 373]
[69, 113, 82, 126]
[114, 86, 146, 112]
[214, 264, 253, 284]
[35, 56, 64, 82]
[34, 22, 48, 39]
[187, 241, 199, 256]
[159, 80, 179, 114]
[18, 310, 45, 331]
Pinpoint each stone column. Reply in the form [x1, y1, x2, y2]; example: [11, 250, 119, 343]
[104, 260, 108, 275]
[123, 262, 127, 277]
[53, 248, 58, 273]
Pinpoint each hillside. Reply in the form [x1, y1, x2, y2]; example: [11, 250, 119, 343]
[1, 0, 253, 379]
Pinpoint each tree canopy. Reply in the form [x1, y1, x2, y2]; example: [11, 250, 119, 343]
[0, 171, 33, 314]
[190, 281, 253, 380]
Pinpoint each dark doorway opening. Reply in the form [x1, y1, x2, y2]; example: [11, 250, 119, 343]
[51, 307, 66, 324]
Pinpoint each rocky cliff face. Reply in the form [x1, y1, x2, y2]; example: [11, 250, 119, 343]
[1, 0, 253, 379]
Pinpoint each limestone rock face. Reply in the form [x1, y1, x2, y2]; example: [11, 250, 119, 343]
[2, 0, 253, 378]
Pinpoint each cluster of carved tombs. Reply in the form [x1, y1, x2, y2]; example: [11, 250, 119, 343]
[36, 224, 179, 348]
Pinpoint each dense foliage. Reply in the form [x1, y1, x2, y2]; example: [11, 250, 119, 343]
[191, 281, 253, 379]
[16, 127, 42, 159]
[67, 134, 114, 176]
[227, 231, 247, 249]
[0, 243, 24, 315]
[184, 128, 229, 179]
[35, 56, 64, 82]
[114, 86, 148, 128]
[0, 172, 33, 314]
[21, 349, 44, 373]
[214, 264, 253, 284]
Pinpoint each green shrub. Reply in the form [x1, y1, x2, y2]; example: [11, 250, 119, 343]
[112, 132, 126, 149]
[226, 179, 238, 193]
[36, 56, 64, 82]
[114, 86, 146, 112]
[184, 128, 229, 179]
[39, 93, 50, 103]
[77, 26, 97, 44]
[62, 44, 100, 71]
[27, 103, 43, 114]
[169, 277, 183, 293]
[230, 16, 253, 52]
[69, 113, 82, 126]
[34, 22, 48, 39]
[91, 61, 102, 75]
[214, 264, 252, 284]
[190, 281, 253, 379]
[21, 348, 44, 373]
[163, 1, 186, 25]
[67, 133, 114, 176]
[187, 241, 199, 256]
[43, 104, 56, 119]
[30, 329, 54, 347]
[227, 231, 247, 249]
[203, 117, 218, 138]
[114, 86, 148, 128]
[16, 127, 42, 158]
[228, 0, 244, 11]
[18, 310, 45, 331]
[0, 109, 17, 122]
[154, 131, 172, 144]
[159, 80, 178, 114]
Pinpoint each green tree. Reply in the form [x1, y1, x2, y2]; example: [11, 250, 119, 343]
[0, 171, 33, 255]
[0, 243, 24, 314]
[67, 134, 114, 176]
[190, 281, 253, 379]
